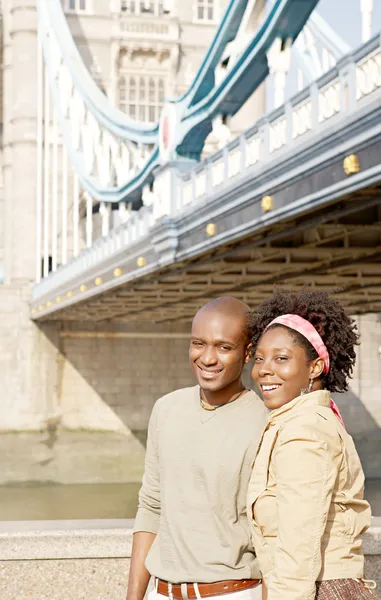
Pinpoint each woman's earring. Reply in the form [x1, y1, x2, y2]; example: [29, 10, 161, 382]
[301, 378, 314, 395]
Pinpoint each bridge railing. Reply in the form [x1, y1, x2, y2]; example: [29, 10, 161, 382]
[32, 34, 381, 306]
[174, 34, 381, 216]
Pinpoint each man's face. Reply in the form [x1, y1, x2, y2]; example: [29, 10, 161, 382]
[189, 309, 249, 392]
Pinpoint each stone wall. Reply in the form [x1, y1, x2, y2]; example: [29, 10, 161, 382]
[0, 521, 380, 600]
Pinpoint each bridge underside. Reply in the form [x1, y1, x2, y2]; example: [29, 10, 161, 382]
[40, 183, 381, 324]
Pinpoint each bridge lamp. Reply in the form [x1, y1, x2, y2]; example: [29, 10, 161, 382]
[80, 284, 87, 293]
[137, 256, 147, 268]
[343, 154, 360, 175]
[261, 195, 274, 212]
[95, 277, 103, 286]
[206, 223, 217, 237]
[113, 267, 122, 277]
[66, 291, 73, 298]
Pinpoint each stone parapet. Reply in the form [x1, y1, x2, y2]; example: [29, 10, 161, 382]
[0, 519, 380, 599]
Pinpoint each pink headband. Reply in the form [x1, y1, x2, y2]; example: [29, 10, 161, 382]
[266, 314, 330, 374]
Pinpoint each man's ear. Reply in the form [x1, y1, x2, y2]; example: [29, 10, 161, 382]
[245, 342, 253, 363]
[310, 357, 325, 380]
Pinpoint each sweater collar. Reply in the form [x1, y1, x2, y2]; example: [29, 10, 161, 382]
[268, 389, 331, 424]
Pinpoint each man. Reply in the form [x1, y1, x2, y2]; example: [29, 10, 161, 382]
[127, 297, 267, 600]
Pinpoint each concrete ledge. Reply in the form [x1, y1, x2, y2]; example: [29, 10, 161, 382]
[0, 520, 134, 560]
[0, 518, 379, 560]
[0, 520, 379, 600]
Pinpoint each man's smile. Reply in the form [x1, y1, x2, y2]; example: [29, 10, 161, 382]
[196, 364, 223, 379]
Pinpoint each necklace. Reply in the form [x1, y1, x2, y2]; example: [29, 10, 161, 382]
[199, 388, 246, 411]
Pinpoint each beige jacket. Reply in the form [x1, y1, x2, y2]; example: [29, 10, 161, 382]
[247, 390, 371, 600]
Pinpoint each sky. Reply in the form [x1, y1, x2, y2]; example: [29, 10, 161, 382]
[317, 0, 381, 49]
[264, 0, 381, 108]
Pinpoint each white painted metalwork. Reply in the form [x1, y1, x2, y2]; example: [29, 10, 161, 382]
[245, 135, 261, 167]
[100, 202, 110, 237]
[36, 29, 43, 283]
[38, 2, 154, 197]
[269, 116, 287, 153]
[61, 148, 68, 265]
[73, 174, 80, 257]
[267, 38, 292, 107]
[52, 113, 59, 272]
[85, 192, 93, 248]
[361, 0, 374, 43]
[195, 171, 207, 198]
[318, 81, 341, 123]
[356, 48, 381, 100]
[33, 3, 381, 303]
[43, 70, 51, 278]
[292, 100, 312, 139]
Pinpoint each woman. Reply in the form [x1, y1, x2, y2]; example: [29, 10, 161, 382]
[247, 289, 375, 600]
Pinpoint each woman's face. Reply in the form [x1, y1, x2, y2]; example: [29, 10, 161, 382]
[252, 326, 322, 409]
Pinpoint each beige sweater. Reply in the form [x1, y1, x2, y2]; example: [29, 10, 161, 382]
[134, 385, 267, 583]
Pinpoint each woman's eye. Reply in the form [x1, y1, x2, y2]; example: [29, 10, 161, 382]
[276, 356, 287, 361]
[254, 357, 262, 363]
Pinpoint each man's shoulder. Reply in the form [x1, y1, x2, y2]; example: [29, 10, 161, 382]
[243, 389, 267, 416]
[154, 385, 198, 413]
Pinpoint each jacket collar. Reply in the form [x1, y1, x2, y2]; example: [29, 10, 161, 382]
[268, 389, 331, 424]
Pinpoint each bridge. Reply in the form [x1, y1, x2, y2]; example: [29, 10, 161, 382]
[0, 0, 380, 506]
[30, 0, 381, 324]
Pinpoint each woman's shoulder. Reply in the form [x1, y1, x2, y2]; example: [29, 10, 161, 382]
[277, 405, 343, 451]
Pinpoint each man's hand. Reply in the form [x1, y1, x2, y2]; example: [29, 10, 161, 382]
[126, 532, 156, 600]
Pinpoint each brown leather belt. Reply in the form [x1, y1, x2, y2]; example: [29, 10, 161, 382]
[156, 578, 261, 599]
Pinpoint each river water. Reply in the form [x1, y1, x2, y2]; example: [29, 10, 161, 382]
[0, 480, 380, 521]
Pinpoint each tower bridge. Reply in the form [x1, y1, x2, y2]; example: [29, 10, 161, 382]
[0, 0, 380, 483]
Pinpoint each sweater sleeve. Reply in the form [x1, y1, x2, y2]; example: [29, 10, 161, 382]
[268, 421, 341, 600]
[134, 401, 161, 534]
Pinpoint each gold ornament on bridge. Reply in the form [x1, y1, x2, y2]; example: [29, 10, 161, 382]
[261, 195, 273, 212]
[80, 284, 87, 293]
[31, 308, 36, 315]
[39, 305, 44, 311]
[137, 256, 147, 268]
[113, 267, 122, 277]
[66, 291, 73, 298]
[47, 301, 52, 308]
[343, 154, 360, 175]
[206, 223, 217, 237]
[95, 277, 103, 286]
[56, 296, 62, 303]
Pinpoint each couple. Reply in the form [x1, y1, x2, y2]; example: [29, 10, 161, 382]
[127, 290, 373, 600]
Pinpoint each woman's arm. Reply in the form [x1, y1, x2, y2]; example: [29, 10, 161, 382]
[268, 420, 342, 600]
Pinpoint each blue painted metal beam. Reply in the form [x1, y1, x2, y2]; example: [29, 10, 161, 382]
[40, 0, 321, 202]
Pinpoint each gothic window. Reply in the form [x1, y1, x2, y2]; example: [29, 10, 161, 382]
[63, 0, 88, 11]
[195, 0, 215, 22]
[120, 74, 165, 123]
[121, 0, 164, 16]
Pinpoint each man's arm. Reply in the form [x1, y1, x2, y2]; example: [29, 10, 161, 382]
[127, 401, 162, 600]
[126, 532, 156, 600]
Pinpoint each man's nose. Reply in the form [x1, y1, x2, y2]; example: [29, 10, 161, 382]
[201, 345, 218, 365]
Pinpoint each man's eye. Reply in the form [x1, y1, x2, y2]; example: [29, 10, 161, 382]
[254, 357, 262, 363]
[192, 341, 202, 346]
[220, 346, 231, 351]
[276, 356, 287, 361]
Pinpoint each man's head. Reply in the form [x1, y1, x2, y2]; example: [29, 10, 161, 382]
[189, 297, 251, 398]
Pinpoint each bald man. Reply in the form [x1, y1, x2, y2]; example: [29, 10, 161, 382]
[127, 297, 267, 600]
